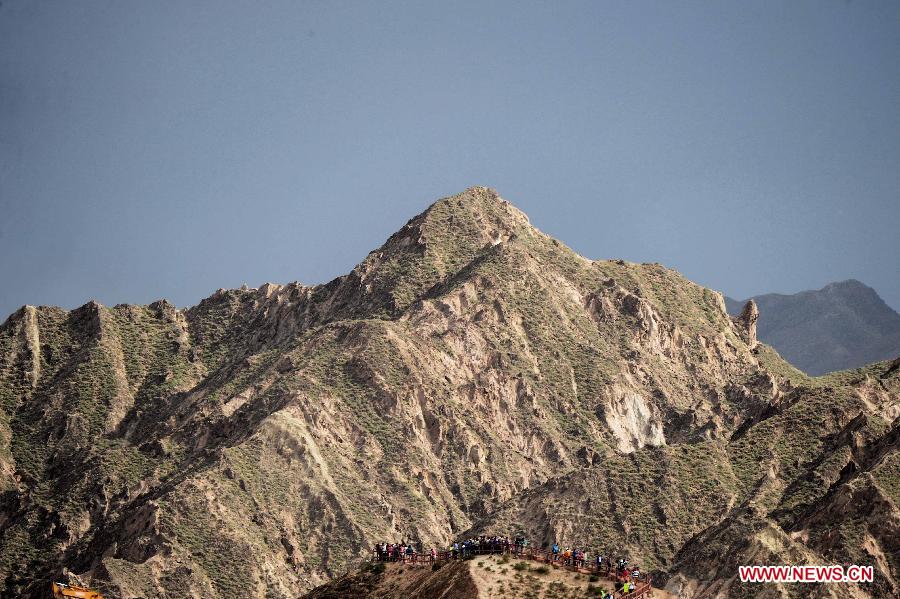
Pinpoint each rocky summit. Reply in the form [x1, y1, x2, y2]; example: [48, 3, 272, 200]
[0, 187, 897, 598]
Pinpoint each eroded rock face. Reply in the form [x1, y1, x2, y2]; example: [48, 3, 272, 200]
[0, 188, 896, 599]
[599, 377, 666, 452]
[734, 299, 759, 348]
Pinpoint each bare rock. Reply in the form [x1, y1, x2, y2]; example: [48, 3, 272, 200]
[734, 299, 759, 347]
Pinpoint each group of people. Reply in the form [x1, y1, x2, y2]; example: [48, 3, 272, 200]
[373, 535, 645, 584]
[548, 546, 642, 581]
[550, 542, 590, 568]
[374, 542, 431, 562]
[598, 579, 639, 599]
[451, 535, 528, 557]
[374, 535, 527, 563]
[610, 573, 641, 596]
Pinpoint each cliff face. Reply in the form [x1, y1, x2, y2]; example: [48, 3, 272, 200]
[0, 188, 896, 598]
[726, 280, 900, 376]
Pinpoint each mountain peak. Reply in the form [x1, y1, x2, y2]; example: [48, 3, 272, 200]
[414, 186, 533, 242]
[820, 278, 877, 297]
[340, 188, 540, 316]
[827, 278, 867, 288]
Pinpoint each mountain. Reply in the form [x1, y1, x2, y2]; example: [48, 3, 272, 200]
[0, 187, 897, 598]
[725, 280, 900, 376]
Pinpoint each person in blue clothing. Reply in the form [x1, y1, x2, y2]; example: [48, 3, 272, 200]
[552, 542, 560, 561]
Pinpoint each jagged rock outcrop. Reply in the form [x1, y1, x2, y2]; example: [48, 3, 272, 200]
[733, 299, 759, 348]
[0, 188, 896, 598]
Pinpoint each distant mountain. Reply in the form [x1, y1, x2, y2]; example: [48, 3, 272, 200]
[726, 280, 900, 375]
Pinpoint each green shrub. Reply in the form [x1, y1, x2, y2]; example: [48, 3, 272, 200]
[533, 565, 550, 575]
[513, 561, 529, 571]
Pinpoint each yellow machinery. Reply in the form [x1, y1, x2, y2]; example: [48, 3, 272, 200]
[51, 582, 104, 599]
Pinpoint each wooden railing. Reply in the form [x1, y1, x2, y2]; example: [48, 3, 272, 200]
[615, 576, 653, 599]
[372, 545, 652, 598]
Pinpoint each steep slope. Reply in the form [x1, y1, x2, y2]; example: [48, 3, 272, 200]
[473, 358, 899, 597]
[726, 280, 900, 375]
[667, 359, 900, 598]
[0, 188, 896, 599]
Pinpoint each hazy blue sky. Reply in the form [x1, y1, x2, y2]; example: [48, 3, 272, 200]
[2, 0, 898, 320]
